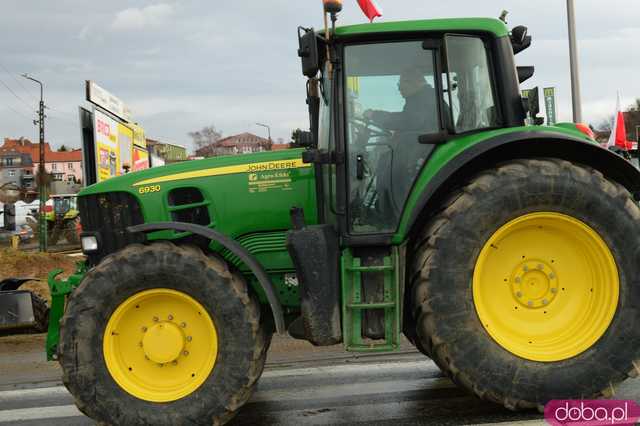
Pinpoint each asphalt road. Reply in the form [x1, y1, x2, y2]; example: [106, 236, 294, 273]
[0, 335, 639, 425]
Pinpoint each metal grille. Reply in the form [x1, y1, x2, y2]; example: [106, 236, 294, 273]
[78, 192, 145, 266]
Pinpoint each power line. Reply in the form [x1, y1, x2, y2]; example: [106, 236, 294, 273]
[0, 62, 39, 103]
[2, 103, 33, 121]
[0, 76, 35, 112]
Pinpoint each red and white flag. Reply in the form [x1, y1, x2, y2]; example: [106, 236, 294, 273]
[357, 0, 383, 22]
[607, 91, 634, 150]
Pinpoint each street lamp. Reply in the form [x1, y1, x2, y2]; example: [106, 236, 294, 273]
[255, 123, 272, 143]
[21, 73, 47, 252]
[566, 0, 583, 123]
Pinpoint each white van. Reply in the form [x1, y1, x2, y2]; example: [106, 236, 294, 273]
[0, 200, 39, 228]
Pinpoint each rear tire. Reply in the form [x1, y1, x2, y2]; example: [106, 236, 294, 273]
[59, 242, 271, 425]
[409, 159, 640, 409]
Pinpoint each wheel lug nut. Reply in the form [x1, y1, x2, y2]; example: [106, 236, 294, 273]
[141, 326, 147, 332]
[168, 314, 173, 321]
[537, 264, 544, 270]
[551, 288, 558, 294]
[186, 336, 192, 342]
[549, 273, 555, 279]
[542, 299, 548, 305]
[183, 350, 189, 356]
[515, 277, 521, 283]
[527, 300, 534, 307]
[153, 316, 159, 322]
[172, 360, 178, 366]
[516, 291, 523, 298]
[181, 322, 187, 328]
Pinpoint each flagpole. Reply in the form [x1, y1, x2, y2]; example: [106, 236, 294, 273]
[566, 0, 583, 123]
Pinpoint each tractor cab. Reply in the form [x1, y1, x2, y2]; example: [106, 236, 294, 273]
[296, 18, 528, 241]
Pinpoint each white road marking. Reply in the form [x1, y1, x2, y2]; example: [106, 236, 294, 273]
[0, 360, 547, 425]
[0, 405, 81, 422]
[262, 360, 435, 378]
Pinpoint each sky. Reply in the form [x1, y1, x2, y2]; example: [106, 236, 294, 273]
[0, 0, 638, 152]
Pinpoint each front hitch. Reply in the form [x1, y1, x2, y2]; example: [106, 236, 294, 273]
[46, 263, 86, 361]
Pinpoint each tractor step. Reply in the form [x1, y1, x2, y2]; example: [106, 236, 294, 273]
[341, 247, 401, 352]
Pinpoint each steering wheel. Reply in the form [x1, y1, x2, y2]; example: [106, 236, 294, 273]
[350, 116, 393, 139]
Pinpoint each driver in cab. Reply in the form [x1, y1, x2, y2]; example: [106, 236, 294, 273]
[363, 68, 437, 133]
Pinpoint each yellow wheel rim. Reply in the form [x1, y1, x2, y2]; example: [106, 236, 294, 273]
[103, 289, 218, 402]
[473, 212, 619, 362]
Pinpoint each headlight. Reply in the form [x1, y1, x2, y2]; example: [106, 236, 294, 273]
[81, 235, 99, 252]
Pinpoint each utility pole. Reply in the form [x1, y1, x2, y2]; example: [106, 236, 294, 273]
[566, 0, 583, 123]
[22, 74, 47, 252]
[256, 122, 272, 143]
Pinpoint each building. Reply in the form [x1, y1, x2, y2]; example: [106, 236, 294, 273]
[1, 138, 83, 184]
[146, 139, 188, 163]
[195, 132, 272, 157]
[0, 148, 34, 189]
[271, 143, 291, 151]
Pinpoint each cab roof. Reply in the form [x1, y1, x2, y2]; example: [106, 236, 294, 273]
[334, 17, 509, 38]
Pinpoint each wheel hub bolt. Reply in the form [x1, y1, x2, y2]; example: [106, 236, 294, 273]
[537, 264, 544, 270]
[542, 299, 548, 305]
[527, 300, 534, 307]
[549, 273, 556, 279]
[181, 322, 187, 328]
[153, 316, 159, 322]
[515, 277, 521, 283]
[168, 315, 173, 321]
[187, 336, 192, 342]
[183, 350, 189, 356]
[172, 361, 178, 366]
[141, 326, 147, 332]
[551, 288, 558, 294]
[516, 291, 523, 298]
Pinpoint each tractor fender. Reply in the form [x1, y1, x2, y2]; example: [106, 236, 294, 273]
[127, 221, 286, 334]
[405, 130, 640, 236]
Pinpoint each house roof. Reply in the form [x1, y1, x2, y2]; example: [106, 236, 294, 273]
[2, 138, 81, 163]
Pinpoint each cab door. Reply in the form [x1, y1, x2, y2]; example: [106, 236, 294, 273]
[341, 39, 447, 236]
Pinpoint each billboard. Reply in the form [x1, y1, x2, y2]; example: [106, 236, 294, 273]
[94, 109, 120, 182]
[84, 82, 151, 184]
[93, 109, 150, 182]
[86, 81, 132, 123]
[543, 87, 557, 125]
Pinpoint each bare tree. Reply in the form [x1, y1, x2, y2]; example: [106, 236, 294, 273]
[188, 125, 223, 156]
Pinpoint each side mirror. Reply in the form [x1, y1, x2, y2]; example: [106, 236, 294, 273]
[291, 129, 315, 148]
[298, 27, 320, 78]
[512, 26, 528, 44]
[511, 25, 532, 54]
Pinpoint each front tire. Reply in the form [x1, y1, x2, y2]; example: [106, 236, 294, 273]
[410, 159, 640, 409]
[59, 242, 271, 425]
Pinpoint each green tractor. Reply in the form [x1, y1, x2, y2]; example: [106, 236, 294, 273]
[45, 14, 640, 425]
[45, 194, 80, 245]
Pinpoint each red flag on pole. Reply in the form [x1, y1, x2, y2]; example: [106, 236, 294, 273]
[357, 0, 383, 22]
[607, 92, 634, 150]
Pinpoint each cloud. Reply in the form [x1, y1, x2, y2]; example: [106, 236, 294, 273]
[111, 4, 175, 31]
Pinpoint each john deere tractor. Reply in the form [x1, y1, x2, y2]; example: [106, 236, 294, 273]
[44, 12, 640, 425]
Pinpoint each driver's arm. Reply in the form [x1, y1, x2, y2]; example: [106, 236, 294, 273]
[367, 109, 424, 131]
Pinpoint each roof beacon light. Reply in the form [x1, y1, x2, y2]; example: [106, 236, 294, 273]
[323, 0, 343, 14]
